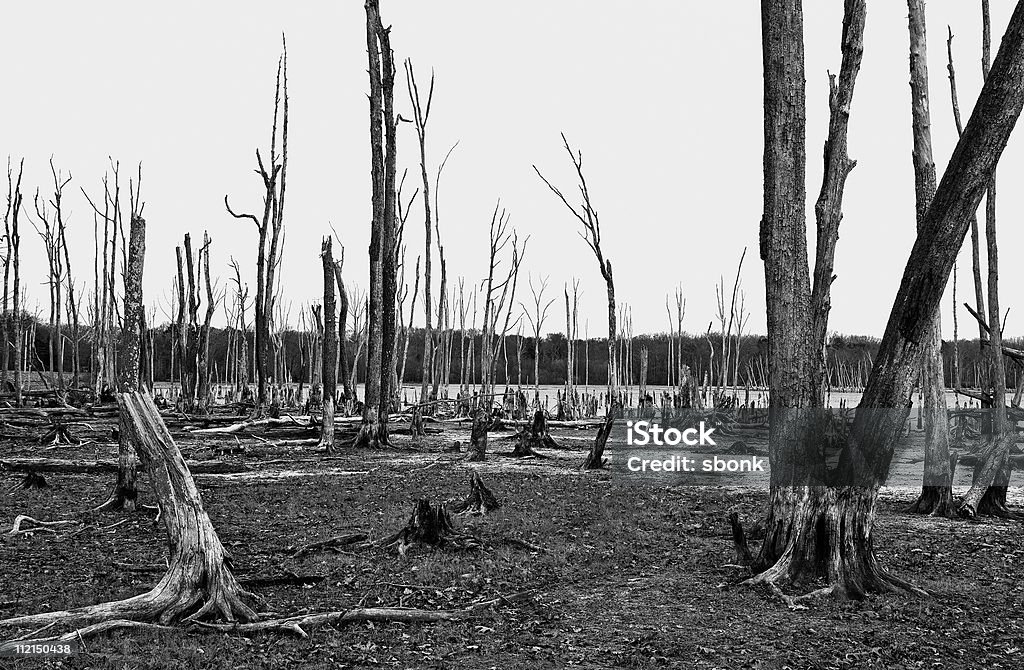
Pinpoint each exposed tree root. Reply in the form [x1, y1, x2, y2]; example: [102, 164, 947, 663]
[190, 593, 529, 638]
[353, 409, 390, 449]
[8, 515, 80, 536]
[0, 620, 175, 654]
[287, 532, 369, 560]
[447, 473, 501, 516]
[906, 452, 958, 517]
[735, 487, 930, 605]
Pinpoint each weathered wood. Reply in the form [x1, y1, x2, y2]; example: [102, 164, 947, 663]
[0, 457, 251, 475]
[905, 0, 954, 518]
[319, 238, 338, 453]
[467, 408, 489, 462]
[0, 391, 260, 630]
[448, 472, 500, 516]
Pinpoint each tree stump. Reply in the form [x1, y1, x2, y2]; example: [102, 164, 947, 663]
[39, 416, 75, 446]
[512, 410, 557, 457]
[448, 473, 500, 516]
[377, 499, 480, 554]
[581, 410, 615, 470]
[467, 408, 489, 462]
[729, 512, 753, 566]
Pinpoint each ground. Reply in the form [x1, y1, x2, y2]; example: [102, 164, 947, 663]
[1, 413, 1022, 669]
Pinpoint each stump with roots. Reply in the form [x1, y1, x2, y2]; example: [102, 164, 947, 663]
[467, 408, 489, 462]
[448, 473, 500, 516]
[581, 410, 615, 470]
[512, 410, 557, 458]
[39, 416, 75, 446]
[377, 499, 481, 554]
[737, 486, 929, 605]
[0, 391, 261, 634]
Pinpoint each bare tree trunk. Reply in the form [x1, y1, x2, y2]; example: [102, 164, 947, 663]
[197, 233, 215, 415]
[97, 213, 145, 513]
[905, 0, 954, 517]
[319, 238, 338, 452]
[356, 0, 397, 447]
[750, 0, 1024, 598]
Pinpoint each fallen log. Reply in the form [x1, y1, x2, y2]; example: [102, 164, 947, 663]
[0, 457, 251, 475]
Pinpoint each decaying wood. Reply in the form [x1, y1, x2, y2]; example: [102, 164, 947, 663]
[467, 407, 489, 462]
[904, 0, 954, 518]
[581, 409, 614, 470]
[374, 499, 481, 555]
[511, 410, 557, 458]
[448, 472, 500, 516]
[319, 238, 338, 453]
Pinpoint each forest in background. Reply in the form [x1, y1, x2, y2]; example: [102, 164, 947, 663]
[7, 315, 1023, 391]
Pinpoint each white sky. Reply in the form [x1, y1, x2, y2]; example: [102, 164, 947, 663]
[3, 1, 1022, 337]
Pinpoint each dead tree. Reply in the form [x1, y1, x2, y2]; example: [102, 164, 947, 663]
[448, 472, 500, 516]
[467, 406, 489, 462]
[319, 238, 338, 452]
[512, 409, 558, 457]
[197, 233, 217, 414]
[962, 0, 1014, 517]
[0, 391, 262, 634]
[904, 0, 954, 517]
[582, 409, 615, 470]
[565, 279, 580, 414]
[229, 259, 250, 396]
[332, 258, 353, 405]
[4, 160, 24, 406]
[355, 0, 398, 448]
[535, 134, 616, 401]
[405, 58, 436, 409]
[95, 182, 145, 513]
[479, 203, 526, 400]
[225, 38, 289, 412]
[747, 0, 1024, 600]
[522, 274, 554, 400]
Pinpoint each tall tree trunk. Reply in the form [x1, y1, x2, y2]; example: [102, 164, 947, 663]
[751, 0, 1024, 598]
[320, 239, 338, 452]
[905, 0, 954, 517]
[356, 0, 396, 447]
[98, 214, 145, 513]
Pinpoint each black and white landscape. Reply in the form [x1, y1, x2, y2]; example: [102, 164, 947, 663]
[2, 1, 1023, 668]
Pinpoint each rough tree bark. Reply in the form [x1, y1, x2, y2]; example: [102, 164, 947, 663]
[904, 0, 954, 518]
[356, 0, 398, 447]
[750, 0, 1024, 600]
[319, 238, 338, 453]
[96, 213, 146, 512]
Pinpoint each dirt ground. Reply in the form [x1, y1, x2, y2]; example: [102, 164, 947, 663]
[1, 413, 1022, 669]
